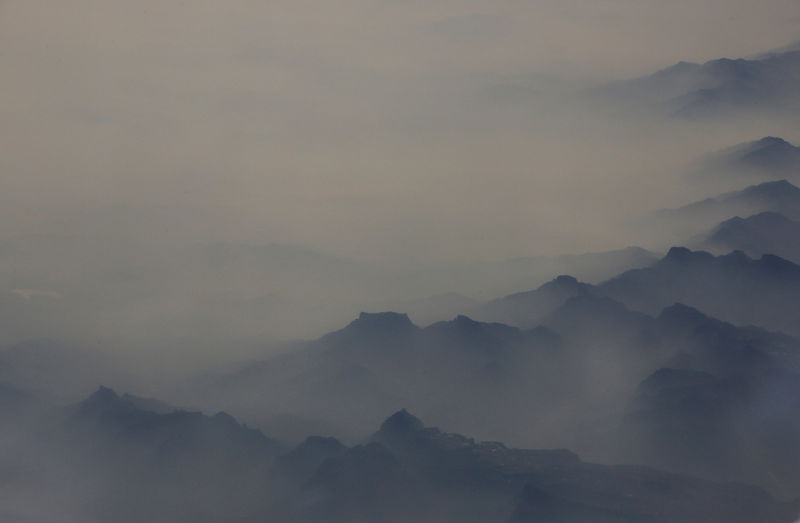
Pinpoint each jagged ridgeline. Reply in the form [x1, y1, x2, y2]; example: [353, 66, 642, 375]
[4, 386, 797, 522]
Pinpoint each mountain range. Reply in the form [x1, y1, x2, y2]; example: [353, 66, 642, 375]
[698, 211, 800, 262]
[689, 136, 800, 184]
[4, 387, 798, 522]
[644, 179, 800, 244]
[598, 48, 800, 119]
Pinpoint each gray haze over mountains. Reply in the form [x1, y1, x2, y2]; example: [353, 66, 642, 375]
[3, 1, 800, 521]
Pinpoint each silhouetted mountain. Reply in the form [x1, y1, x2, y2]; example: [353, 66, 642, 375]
[619, 364, 800, 497]
[203, 269, 800, 459]
[272, 442, 411, 522]
[700, 211, 800, 262]
[689, 136, 800, 185]
[544, 293, 655, 345]
[649, 180, 800, 242]
[600, 49, 800, 119]
[44, 387, 286, 521]
[475, 275, 594, 328]
[374, 408, 426, 444]
[425, 315, 524, 357]
[348, 411, 798, 522]
[321, 312, 420, 349]
[357, 247, 656, 328]
[272, 435, 348, 485]
[656, 303, 800, 375]
[600, 247, 800, 335]
[200, 311, 567, 445]
[68, 386, 284, 460]
[273, 410, 798, 521]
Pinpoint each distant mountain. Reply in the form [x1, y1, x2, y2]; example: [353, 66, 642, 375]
[61, 387, 286, 521]
[200, 311, 561, 443]
[700, 211, 800, 262]
[373, 246, 656, 317]
[320, 311, 420, 350]
[474, 275, 593, 329]
[69, 386, 285, 461]
[647, 180, 800, 242]
[655, 303, 800, 375]
[6, 384, 797, 521]
[272, 435, 348, 486]
[619, 359, 800, 497]
[599, 246, 800, 336]
[478, 250, 800, 364]
[599, 48, 800, 119]
[690, 136, 800, 183]
[202, 257, 800, 458]
[271, 410, 798, 522]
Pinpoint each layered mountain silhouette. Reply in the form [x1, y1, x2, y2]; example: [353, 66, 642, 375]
[5, 244, 800, 520]
[197, 249, 800, 482]
[474, 246, 800, 338]
[474, 275, 592, 329]
[202, 311, 562, 443]
[599, 48, 800, 118]
[698, 211, 800, 262]
[6, 386, 288, 522]
[647, 180, 800, 243]
[615, 304, 800, 495]
[599, 247, 800, 336]
[271, 410, 798, 522]
[690, 136, 800, 183]
[10, 386, 798, 522]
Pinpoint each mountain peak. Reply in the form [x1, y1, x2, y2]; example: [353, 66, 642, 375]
[92, 385, 118, 400]
[538, 274, 584, 293]
[74, 385, 133, 417]
[755, 136, 792, 148]
[82, 385, 120, 407]
[212, 411, 238, 426]
[758, 253, 800, 276]
[450, 314, 482, 329]
[553, 274, 578, 285]
[662, 246, 714, 264]
[324, 312, 419, 345]
[352, 312, 415, 331]
[658, 303, 711, 327]
[744, 179, 800, 196]
[379, 409, 424, 436]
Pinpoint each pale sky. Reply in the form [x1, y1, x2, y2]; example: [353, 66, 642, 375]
[2, 1, 799, 263]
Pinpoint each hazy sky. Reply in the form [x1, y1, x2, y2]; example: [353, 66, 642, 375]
[2, 1, 800, 264]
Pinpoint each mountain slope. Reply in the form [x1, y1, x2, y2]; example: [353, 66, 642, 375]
[599, 247, 800, 335]
[271, 410, 800, 522]
[700, 211, 800, 262]
[599, 48, 800, 119]
[649, 180, 800, 242]
[690, 136, 800, 184]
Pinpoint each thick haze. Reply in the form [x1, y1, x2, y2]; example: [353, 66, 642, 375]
[3, 0, 800, 264]
[6, 5, 800, 521]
